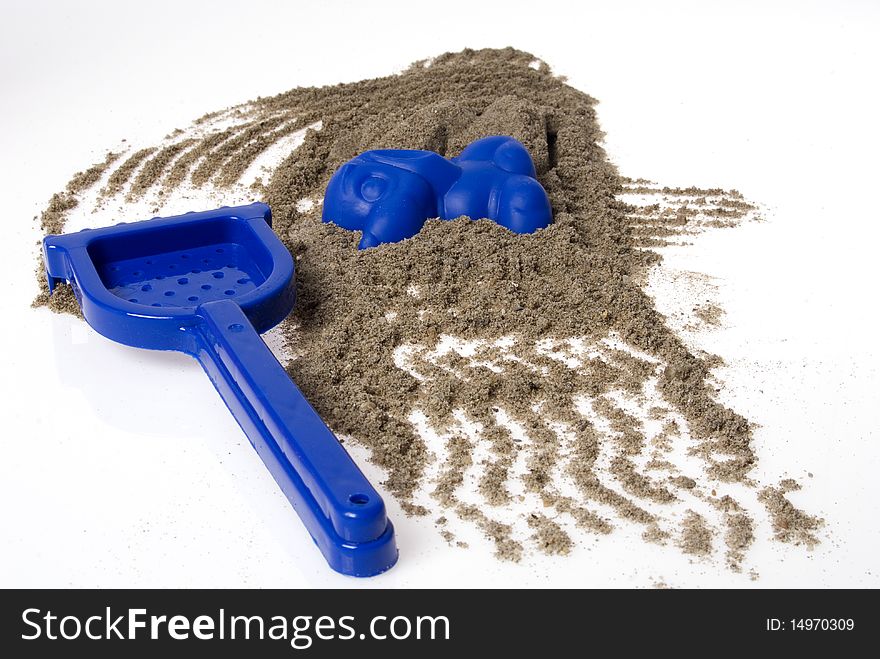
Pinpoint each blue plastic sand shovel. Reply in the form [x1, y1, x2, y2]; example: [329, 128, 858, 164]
[42, 202, 397, 577]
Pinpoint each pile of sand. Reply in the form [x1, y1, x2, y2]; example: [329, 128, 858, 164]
[34, 48, 822, 573]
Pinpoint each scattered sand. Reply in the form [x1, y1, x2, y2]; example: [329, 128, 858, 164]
[32, 48, 822, 574]
[679, 511, 713, 557]
[759, 480, 824, 548]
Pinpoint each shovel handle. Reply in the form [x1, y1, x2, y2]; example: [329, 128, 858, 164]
[194, 299, 397, 577]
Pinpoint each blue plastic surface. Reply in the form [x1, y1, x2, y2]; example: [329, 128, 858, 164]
[323, 135, 553, 248]
[42, 202, 398, 577]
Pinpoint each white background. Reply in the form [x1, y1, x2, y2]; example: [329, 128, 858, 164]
[1, 0, 878, 588]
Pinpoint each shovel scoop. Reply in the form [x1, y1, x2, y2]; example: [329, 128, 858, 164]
[42, 202, 397, 577]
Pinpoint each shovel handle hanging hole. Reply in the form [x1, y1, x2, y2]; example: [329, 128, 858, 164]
[227, 323, 244, 333]
[349, 493, 370, 506]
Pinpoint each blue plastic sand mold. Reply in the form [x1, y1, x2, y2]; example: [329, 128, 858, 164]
[42, 203, 397, 577]
[323, 135, 553, 248]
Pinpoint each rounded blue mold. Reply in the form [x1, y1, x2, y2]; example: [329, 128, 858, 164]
[322, 135, 553, 249]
